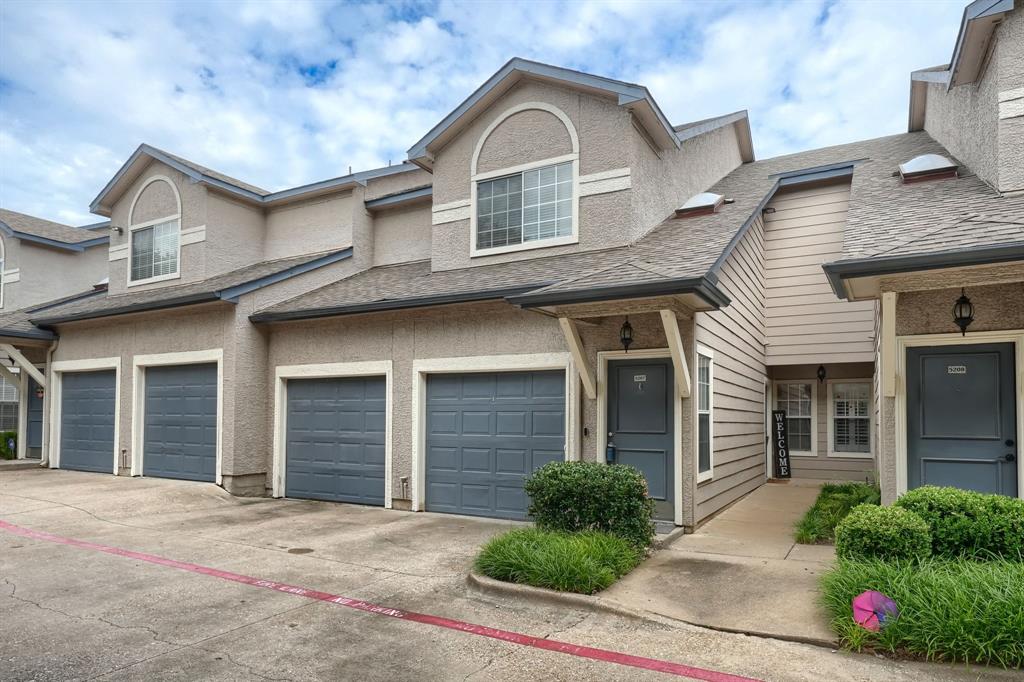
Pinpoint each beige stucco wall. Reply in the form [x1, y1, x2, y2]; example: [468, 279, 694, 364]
[3, 241, 107, 311]
[264, 192, 354, 261]
[476, 109, 573, 174]
[204, 192, 266, 276]
[996, 8, 1024, 193]
[363, 167, 432, 201]
[372, 202, 432, 266]
[131, 179, 178, 225]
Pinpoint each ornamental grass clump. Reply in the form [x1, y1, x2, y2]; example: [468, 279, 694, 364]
[794, 482, 881, 544]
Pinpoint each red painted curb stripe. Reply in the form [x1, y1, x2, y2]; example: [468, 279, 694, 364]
[0, 520, 760, 682]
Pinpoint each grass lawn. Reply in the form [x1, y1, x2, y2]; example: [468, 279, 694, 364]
[795, 482, 880, 544]
[475, 528, 643, 595]
[821, 558, 1024, 667]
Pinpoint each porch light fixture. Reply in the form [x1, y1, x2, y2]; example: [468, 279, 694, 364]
[35, 385, 44, 399]
[953, 288, 974, 336]
[620, 318, 634, 352]
[816, 365, 827, 383]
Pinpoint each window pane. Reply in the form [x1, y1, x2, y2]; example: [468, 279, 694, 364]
[832, 382, 870, 453]
[699, 414, 711, 473]
[478, 162, 572, 250]
[131, 219, 179, 282]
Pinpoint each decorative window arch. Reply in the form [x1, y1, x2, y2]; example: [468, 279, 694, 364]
[127, 175, 182, 286]
[469, 102, 580, 257]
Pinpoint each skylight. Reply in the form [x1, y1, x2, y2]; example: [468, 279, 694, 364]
[675, 192, 724, 217]
[898, 154, 957, 182]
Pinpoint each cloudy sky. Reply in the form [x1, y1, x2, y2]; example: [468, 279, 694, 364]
[1, 0, 965, 225]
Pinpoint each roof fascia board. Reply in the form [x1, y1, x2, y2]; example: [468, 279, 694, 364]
[508, 276, 730, 310]
[218, 248, 353, 301]
[0, 328, 55, 341]
[364, 186, 433, 210]
[777, 165, 854, 187]
[822, 242, 1024, 299]
[947, 0, 1012, 89]
[250, 284, 546, 324]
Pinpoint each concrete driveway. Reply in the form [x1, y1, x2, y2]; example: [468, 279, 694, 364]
[1, 469, 1015, 682]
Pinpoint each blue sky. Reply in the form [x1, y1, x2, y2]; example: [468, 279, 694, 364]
[0, 0, 965, 225]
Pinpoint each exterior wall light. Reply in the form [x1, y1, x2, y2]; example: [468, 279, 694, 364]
[35, 385, 45, 399]
[816, 365, 827, 383]
[952, 288, 974, 336]
[620, 318, 634, 352]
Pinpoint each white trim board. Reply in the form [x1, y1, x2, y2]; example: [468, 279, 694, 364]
[894, 330, 1024, 500]
[410, 352, 578, 513]
[47, 357, 122, 474]
[131, 349, 224, 484]
[825, 378, 874, 459]
[694, 344, 714, 484]
[272, 361, 394, 507]
[597, 348, 684, 527]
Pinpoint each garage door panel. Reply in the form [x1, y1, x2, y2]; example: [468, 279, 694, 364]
[60, 370, 116, 473]
[425, 370, 565, 520]
[144, 363, 218, 482]
[285, 376, 386, 506]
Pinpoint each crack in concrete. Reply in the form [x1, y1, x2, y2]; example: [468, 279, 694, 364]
[461, 647, 518, 681]
[193, 646, 296, 682]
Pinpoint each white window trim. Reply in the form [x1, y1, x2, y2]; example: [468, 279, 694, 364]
[131, 349, 223, 484]
[271, 361, 393, 507]
[410, 352, 579, 513]
[773, 380, 818, 457]
[127, 175, 182, 288]
[826, 378, 874, 459]
[695, 344, 714, 483]
[597, 348, 683, 527]
[47, 357, 122, 474]
[469, 102, 581, 258]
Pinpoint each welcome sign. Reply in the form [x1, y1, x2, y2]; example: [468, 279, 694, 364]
[771, 410, 791, 479]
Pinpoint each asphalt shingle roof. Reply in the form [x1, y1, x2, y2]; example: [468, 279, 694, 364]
[0, 209, 107, 245]
[152, 146, 272, 196]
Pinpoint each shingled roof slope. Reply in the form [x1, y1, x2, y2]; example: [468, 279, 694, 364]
[0, 208, 107, 245]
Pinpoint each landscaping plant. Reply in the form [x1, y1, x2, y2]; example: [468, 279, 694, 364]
[0, 430, 16, 460]
[834, 504, 931, 562]
[821, 557, 1024, 667]
[894, 486, 1024, 560]
[475, 528, 642, 595]
[794, 482, 880, 544]
[524, 461, 655, 549]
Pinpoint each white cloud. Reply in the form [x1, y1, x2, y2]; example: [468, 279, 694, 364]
[0, 0, 965, 224]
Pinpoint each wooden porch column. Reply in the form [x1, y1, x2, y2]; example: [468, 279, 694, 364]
[1, 344, 45, 386]
[659, 309, 691, 399]
[881, 292, 897, 397]
[558, 317, 596, 400]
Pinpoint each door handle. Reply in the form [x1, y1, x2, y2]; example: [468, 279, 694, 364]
[1005, 453, 1017, 463]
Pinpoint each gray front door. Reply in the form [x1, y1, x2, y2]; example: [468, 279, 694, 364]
[28, 377, 44, 454]
[143, 363, 217, 482]
[426, 370, 565, 520]
[285, 376, 386, 505]
[907, 343, 1018, 496]
[60, 370, 116, 473]
[608, 358, 674, 520]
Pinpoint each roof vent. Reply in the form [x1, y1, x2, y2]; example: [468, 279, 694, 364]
[675, 192, 724, 217]
[898, 154, 957, 183]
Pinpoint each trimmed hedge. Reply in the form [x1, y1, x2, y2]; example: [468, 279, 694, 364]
[895, 486, 1024, 560]
[525, 461, 655, 549]
[834, 504, 931, 562]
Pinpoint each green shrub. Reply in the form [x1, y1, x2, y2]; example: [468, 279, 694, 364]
[475, 528, 642, 594]
[0, 431, 16, 460]
[895, 486, 1024, 560]
[821, 557, 1024, 666]
[795, 482, 881, 544]
[834, 504, 931, 561]
[524, 461, 654, 549]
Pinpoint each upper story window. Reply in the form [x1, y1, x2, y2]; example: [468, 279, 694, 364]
[476, 161, 573, 251]
[128, 176, 181, 286]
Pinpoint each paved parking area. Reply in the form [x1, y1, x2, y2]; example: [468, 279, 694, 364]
[1, 469, 1016, 681]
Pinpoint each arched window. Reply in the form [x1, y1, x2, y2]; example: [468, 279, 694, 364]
[128, 176, 182, 285]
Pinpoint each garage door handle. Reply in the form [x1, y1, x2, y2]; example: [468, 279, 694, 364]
[1005, 453, 1016, 462]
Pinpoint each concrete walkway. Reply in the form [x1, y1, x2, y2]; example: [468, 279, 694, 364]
[603, 480, 837, 644]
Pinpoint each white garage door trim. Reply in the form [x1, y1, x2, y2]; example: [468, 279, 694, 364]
[272, 360, 394, 507]
[132, 349, 224, 483]
[411, 352, 579, 513]
[47, 357, 122, 473]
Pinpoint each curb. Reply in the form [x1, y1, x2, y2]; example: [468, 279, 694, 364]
[466, 571, 839, 649]
[0, 460, 43, 472]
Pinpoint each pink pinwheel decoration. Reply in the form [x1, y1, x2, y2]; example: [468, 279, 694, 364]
[852, 590, 899, 631]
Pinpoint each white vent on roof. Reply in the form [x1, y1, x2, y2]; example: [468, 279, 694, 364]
[898, 154, 957, 181]
[675, 192, 724, 217]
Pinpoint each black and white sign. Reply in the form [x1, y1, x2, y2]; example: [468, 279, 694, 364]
[771, 410, 791, 479]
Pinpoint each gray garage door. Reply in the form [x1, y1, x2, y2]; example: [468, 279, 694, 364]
[143, 363, 217, 482]
[285, 377, 386, 505]
[426, 370, 565, 520]
[60, 370, 116, 473]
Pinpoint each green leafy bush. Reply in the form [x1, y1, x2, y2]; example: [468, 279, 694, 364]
[525, 461, 654, 548]
[795, 482, 881, 544]
[895, 486, 1024, 560]
[834, 504, 931, 561]
[475, 528, 642, 594]
[821, 557, 1024, 667]
[0, 431, 16, 460]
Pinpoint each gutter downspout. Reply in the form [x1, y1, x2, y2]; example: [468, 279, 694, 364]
[38, 339, 57, 467]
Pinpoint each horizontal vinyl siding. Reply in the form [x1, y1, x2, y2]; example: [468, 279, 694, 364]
[764, 181, 875, 365]
[695, 215, 767, 524]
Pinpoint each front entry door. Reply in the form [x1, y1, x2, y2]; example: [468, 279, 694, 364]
[608, 358, 674, 519]
[906, 343, 1018, 496]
